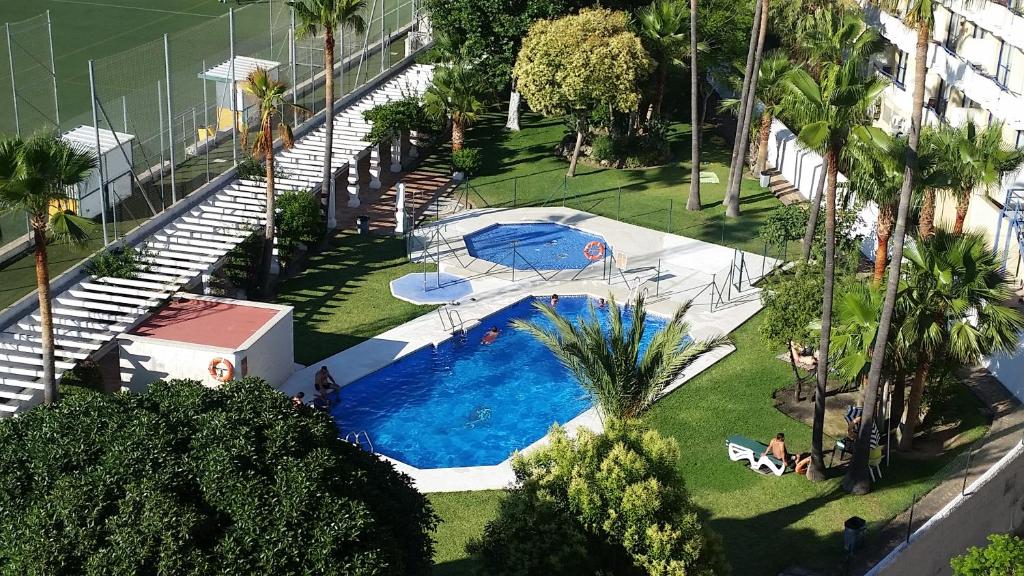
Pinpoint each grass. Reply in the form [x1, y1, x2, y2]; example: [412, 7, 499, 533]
[428, 491, 504, 576]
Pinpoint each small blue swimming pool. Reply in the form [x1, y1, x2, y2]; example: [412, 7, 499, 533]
[330, 296, 670, 469]
[464, 222, 609, 270]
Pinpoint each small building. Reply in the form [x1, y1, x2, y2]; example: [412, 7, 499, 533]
[198, 56, 281, 134]
[61, 126, 135, 219]
[118, 295, 293, 391]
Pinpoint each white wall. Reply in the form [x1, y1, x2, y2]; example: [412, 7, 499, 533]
[118, 337, 241, 392]
[236, 308, 294, 388]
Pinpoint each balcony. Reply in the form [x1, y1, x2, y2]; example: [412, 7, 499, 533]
[939, 0, 1024, 52]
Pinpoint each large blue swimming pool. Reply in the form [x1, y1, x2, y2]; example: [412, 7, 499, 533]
[464, 222, 609, 270]
[330, 296, 669, 469]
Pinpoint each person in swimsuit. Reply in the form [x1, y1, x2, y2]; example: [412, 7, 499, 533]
[597, 297, 607, 309]
[314, 366, 340, 399]
[763, 432, 797, 468]
[550, 294, 559, 307]
[481, 326, 500, 345]
[291, 391, 305, 408]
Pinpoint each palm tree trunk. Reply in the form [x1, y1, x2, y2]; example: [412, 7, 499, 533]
[725, 0, 769, 218]
[261, 133, 276, 297]
[807, 146, 838, 482]
[789, 340, 803, 401]
[652, 61, 668, 118]
[801, 165, 827, 263]
[919, 187, 936, 238]
[687, 0, 701, 212]
[842, 19, 931, 496]
[898, 353, 929, 451]
[724, 0, 764, 215]
[322, 30, 335, 225]
[451, 119, 465, 153]
[914, 24, 935, 239]
[873, 202, 895, 284]
[33, 222, 57, 405]
[953, 189, 970, 234]
[755, 112, 772, 175]
[889, 373, 906, 433]
[568, 125, 585, 178]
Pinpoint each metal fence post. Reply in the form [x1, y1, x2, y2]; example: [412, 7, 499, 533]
[511, 240, 516, 283]
[512, 178, 517, 207]
[157, 80, 166, 206]
[5, 23, 19, 137]
[163, 34, 177, 203]
[88, 60, 109, 246]
[962, 447, 974, 495]
[290, 9, 298, 125]
[617, 187, 621, 220]
[229, 8, 238, 166]
[379, 0, 385, 74]
[906, 493, 917, 544]
[562, 175, 566, 207]
[667, 199, 672, 234]
[202, 59, 210, 183]
[121, 96, 128, 133]
[46, 10, 59, 127]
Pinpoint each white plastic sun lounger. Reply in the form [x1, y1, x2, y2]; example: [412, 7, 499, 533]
[726, 435, 786, 476]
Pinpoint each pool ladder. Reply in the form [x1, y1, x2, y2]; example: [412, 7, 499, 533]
[437, 305, 467, 334]
[344, 431, 375, 453]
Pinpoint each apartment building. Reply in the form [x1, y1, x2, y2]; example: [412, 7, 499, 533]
[863, 0, 1024, 276]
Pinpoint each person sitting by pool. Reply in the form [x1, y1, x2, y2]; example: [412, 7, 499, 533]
[597, 297, 607, 309]
[550, 294, 559, 307]
[481, 326, 500, 345]
[763, 432, 798, 469]
[314, 366, 340, 399]
[290, 391, 305, 408]
[312, 395, 330, 412]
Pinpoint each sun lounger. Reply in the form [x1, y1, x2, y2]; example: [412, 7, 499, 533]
[726, 435, 786, 476]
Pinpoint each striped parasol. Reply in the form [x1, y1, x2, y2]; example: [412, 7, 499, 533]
[844, 406, 881, 448]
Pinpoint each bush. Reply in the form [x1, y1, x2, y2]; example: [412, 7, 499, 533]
[451, 147, 482, 175]
[759, 204, 808, 249]
[222, 227, 262, 295]
[85, 244, 149, 279]
[590, 135, 619, 163]
[237, 155, 284, 182]
[952, 534, 1024, 575]
[59, 359, 104, 393]
[468, 420, 728, 576]
[276, 191, 323, 267]
[0, 377, 437, 575]
[363, 98, 432, 146]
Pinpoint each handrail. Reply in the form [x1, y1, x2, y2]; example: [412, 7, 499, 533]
[448, 308, 466, 333]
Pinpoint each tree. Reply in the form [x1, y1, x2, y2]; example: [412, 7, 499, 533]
[951, 534, 1024, 576]
[723, 0, 767, 217]
[513, 293, 728, 420]
[781, 62, 888, 481]
[797, 8, 882, 78]
[827, 282, 884, 392]
[362, 97, 431, 147]
[468, 420, 728, 576]
[894, 232, 1024, 450]
[638, 0, 688, 118]
[289, 0, 366, 221]
[0, 378, 437, 574]
[689, 0, 701, 211]
[423, 63, 486, 154]
[513, 8, 653, 177]
[241, 68, 304, 296]
[720, 50, 791, 176]
[759, 262, 823, 400]
[847, 133, 901, 284]
[0, 134, 96, 405]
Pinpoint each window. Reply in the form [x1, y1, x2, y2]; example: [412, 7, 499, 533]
[895, 50, 909, 85]
[945, 12, 963, 51]
[997, 40, 1011, 87]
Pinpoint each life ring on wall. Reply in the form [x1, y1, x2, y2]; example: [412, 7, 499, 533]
[208, 357, 235, 382]
[582, 241, 605, 261]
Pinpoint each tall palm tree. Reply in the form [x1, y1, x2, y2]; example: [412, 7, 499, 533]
[828, 282, 885, 393]
[721, 50, 792, 176]
[242, 68, 304, 297]
[513, 294, 729, 420]
[423, 63, 485, 155]
[933, 121, 1024, 234]
[0, 134, 96, 404]
[724, 0, 768, 217]
[638, 0, 688, 118]
[688, 0, 700, 212]
[894, 232, 1024, 450]
[847, 135, 901, 283]
[798, 9, 883, 78]
[782, 63, 888, 481]
[289, 0, 366, 221]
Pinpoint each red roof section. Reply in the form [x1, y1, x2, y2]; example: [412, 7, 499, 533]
[129, 298, 278, 349]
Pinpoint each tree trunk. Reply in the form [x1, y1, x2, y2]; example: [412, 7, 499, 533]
[451, 119, 465, 153]
[801, 165, 827, 263]
[898, 357, 929, 451]
[842, 19, 930, 495]
[755, 112, 772, 175]
[568, 128, 585, 178]
[652, 61, 668, 118]
[322, 30, 335, 225]
[889, 373, 906, 433]
[724, 0, 764, 216]
[33, 222, 57, 405]
[807, 146, 839, 483]
[688, 0, 701, 212]
[919, 187, 936, 238]
[789, 340, 803, 401]
[873, 202, 895, 284]
[261, 132, 277, 297]
[725, 0, 769, 218]
[505, 89, 521, 132]
[953, 189, 970, 234]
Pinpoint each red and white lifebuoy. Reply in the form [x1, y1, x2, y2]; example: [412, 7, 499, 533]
[208, 357, 235, 382]
[583, 241, 605, 261]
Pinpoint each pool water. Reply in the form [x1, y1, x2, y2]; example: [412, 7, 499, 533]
[464, 222, 609, 270]
[330, 296, 669, 469]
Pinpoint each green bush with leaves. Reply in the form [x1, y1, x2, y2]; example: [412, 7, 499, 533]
[468, 420, 728, 576]
[276, 191, 324, 265]
[363, 98, 433, 146]
[451, 147, 482, 175]
[85, 244, 149, 279]
[58, 359, 104, 393]
[952, 534, 1024, 575]
[759, 204, 808, 250]
[0, 377, 437, 575]
[590, 135, 619, 162]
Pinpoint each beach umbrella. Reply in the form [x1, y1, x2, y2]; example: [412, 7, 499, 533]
[844, 405, 881, 448]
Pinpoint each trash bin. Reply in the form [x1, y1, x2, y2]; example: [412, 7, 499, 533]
[759, 170, 772, 188]
[844, 516, 867, 553]
[356, 215, 370, 235]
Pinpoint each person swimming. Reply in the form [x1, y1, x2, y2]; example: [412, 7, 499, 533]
[481, 326, 500, 345]
[597, 297, 607, 309]
[550, 294, 559, 307]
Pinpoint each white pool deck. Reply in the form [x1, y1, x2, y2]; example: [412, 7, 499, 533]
[280, 208, 780, 492]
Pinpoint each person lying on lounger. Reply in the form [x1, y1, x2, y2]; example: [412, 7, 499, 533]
[763, 433, 798, 469]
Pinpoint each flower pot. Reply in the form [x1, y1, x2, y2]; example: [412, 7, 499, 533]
[452, 171, 465, 183]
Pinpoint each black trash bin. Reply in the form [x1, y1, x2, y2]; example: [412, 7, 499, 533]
[844, 516, 867, 553]
[356, 215, 370, 235]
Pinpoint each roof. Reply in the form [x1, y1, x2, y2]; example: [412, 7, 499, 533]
[61, 126, 135, 155]
[198, 56, 281, 82]
[128, 298, 280, 349]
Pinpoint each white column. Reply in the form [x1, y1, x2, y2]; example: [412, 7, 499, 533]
[327, 178, 338, 229]
[369, 145, 382, 190]
[390, 136, 402, 173]
[395, 182, 407, 234]
[408, 130, 419, 159]
[347, 158, 360, 207]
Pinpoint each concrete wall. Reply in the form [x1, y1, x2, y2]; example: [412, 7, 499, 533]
[235, 307, 293, 388]
[118, 337, 241, 392]
[867, 443, 1024, 576]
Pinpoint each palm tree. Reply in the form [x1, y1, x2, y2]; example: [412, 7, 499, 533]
[933, 121, 1024, 234]
[638, 0, 688, 119]
[724, 0, 768, 217]
[828, 282, 884, 392]
[721, 50, 791, 176]
[798, 9, 883, 78]
[289, 0, 366, 223]
[847, 135, 901, 284]
[513, 294, 729, 420]
[688, 0, 700, 212]
[894, 232, 1024, 450]
[781, 63, 888, 481]
[241, 68, 304, 297]
[423, 63, 485, 155]
[0, 134, 96, 404]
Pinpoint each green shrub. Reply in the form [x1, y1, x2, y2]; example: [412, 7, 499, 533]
[452, 148, 482, 175]
[85, 244, 149, 280]
[363, 98, 432, 146]
[237, 155, 284, 182]
[952, 534, 1024, 575]
[759, 204, 808, 249]
[276, 191, 324, 266]
[223, 228, 262, 294]
[59, 360, 104, 393]
[0, 377, 438, 575]
[590, 135, 618, 162]
[468, 420, 728, 576]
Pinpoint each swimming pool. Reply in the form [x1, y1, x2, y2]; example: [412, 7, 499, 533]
[330, 296, 669, 469]
[464, 222, 609, 270]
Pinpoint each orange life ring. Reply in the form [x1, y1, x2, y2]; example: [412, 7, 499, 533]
[208, 357, 235, 382]
[583, 241, 605, 261]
